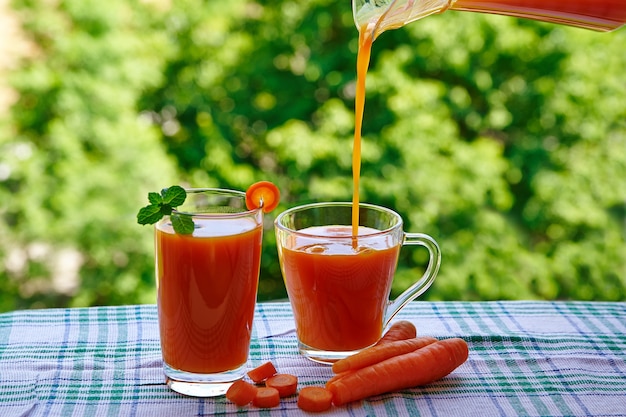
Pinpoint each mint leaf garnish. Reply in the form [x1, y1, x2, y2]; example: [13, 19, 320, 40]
[137, 204, 164, 225]
[162, 186, 186, 207]
[137, 185, 193, 234]
[148, 192, 162, 205]
[171, 213, 195, 235]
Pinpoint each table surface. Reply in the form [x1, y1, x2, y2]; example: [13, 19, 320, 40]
[0, 301, 624, 417]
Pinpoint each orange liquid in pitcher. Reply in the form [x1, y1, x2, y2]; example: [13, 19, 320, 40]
[156, 218, 262, 374]
[281, 226, 401, 351]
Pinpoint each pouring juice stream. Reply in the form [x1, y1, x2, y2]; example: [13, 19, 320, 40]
[351, 25, 373, 238]
[350, 0, 626, 237]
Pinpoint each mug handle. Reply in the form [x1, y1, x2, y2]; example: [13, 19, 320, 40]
[384, 233, 441, 326]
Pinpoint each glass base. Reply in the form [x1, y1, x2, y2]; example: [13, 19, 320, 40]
[298, 340, 369, 365]
[163, 363, 246, 397]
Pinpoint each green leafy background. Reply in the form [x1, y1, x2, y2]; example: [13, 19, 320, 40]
[0, 0, 624, 311]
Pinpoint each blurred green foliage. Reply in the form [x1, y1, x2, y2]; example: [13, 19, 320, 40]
[0, 0, 624, 312]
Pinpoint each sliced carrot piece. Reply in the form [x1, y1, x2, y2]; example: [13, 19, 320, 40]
[266, 373, 298, 397]
[247, 361, 277, 383]
[245, 181, 280, 213]
[376, 320, 417, 346]
[252, 387, 281, 408]
[297, 386, 333, 412]
[225, 380, 258, 406]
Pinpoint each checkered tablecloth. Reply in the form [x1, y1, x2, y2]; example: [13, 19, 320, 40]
[0, 301, 624, 416]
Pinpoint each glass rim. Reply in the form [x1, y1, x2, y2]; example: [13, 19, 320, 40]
[171, 187, 262, 217]
[274, 201, 402, 238]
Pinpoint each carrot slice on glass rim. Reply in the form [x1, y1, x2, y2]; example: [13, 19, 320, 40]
[246, 181, 280, 213]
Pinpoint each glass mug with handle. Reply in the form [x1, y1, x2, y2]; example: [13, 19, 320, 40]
[275, 202, 441, 364]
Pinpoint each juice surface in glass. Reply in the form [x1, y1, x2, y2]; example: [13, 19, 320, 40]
[280, 225, 401, 351]
[156, 217, 262, 374]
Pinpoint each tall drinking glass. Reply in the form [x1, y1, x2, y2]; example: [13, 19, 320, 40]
[155, 188, 263, 397]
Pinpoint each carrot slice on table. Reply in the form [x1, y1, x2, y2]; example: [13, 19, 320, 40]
[247, 361, 277, 383]
[226, 380, 258, 406]
[331, 336, 438, 374]
[297, 386, 333, 413]
[375, 321, 417, 346]
[327, 337, 469, 406]
[252, 387, 281, 408]
[245, 181, 280, 213]
[266, 373, 298, 397]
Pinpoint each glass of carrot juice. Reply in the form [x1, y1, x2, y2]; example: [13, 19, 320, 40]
[275, 202, 441, 364]
[155, 188, 263, 397]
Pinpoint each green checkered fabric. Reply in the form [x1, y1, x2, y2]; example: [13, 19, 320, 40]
[0, 301, 624, 416]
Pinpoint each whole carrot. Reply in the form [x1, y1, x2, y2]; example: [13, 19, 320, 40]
[325, 371, 350, 386]
[327, 337, 469, 406]
[375, 321, 417, 346]
[332, 336, 438, 374]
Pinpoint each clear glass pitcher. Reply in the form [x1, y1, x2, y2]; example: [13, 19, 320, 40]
[354, 0, 626, 39]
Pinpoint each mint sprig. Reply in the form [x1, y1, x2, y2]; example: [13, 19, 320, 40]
[137, 185, 195, 234]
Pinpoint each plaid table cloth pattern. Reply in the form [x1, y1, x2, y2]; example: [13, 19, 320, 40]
[0, 301, 624, 416]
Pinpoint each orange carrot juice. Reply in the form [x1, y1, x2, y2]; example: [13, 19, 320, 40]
[280, 226, 401, 351]
[155, 217, 262, 374]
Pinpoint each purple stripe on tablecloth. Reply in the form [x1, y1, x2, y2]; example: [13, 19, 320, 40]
[42, 309, 72, 417]
[197, 398, 205, 416]
[130, 304, 143, 417]
[431, 302, 454, 334]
